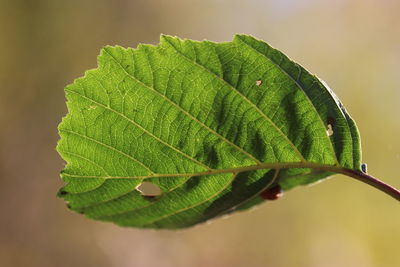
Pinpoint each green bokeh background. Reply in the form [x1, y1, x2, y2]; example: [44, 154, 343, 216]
[1, 0, 399, 266]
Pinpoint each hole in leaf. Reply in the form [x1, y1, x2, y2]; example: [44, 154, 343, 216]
[135, 182, 162, 197]
[255, 80, 262, 86]
[260, 185, 283, 200]
[326, 124, 334, 136]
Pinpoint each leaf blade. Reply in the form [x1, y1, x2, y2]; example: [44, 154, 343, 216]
[57, 34, 362, 228]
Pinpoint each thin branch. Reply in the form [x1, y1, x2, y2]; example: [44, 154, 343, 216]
[341, 169, 400, 201]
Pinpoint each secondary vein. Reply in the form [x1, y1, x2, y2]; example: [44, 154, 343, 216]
[64, 88, 212, 171]
[235, 36, 340, 165]
[103, 47, 262, 165]
[162, 37, 307, 163]
[60, 129, 156, 174]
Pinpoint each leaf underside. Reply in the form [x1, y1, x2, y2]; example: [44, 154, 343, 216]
[57, 34, 361, 229]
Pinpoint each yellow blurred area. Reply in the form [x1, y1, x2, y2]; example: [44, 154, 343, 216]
[0, 0, 399, 266]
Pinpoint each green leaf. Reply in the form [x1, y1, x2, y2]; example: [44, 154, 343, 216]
[57, 34, 362, 229]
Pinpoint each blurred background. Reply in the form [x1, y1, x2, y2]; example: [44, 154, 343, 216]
[0, 0, 399, 266]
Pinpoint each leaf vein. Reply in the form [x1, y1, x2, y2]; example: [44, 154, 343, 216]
[235, 36, 339, 165]
[60, 129, 156, 174]
[65, 88, 212, 171]
[162, 37, 306, 163]
[103, 47, 261, 165]
[95, 176, 192, 219]
[141, 173, 238, 227]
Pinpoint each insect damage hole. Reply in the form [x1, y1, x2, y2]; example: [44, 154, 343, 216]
[326, 124, 334, 136]
[326, 116, 335, 137]
[255, 80, 262, 86]
[135, 182, 162, 197]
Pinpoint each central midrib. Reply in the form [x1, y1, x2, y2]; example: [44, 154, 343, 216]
[62, 161, 344, 180]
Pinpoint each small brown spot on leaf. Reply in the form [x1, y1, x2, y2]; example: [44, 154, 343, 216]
[255, 80, 262, 86]
[136, 182, 162, 197]
[327, 116, 335, 126]
[260, 185, 283, 200]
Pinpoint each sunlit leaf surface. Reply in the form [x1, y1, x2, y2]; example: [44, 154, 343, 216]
[57, 35, 361, 229]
